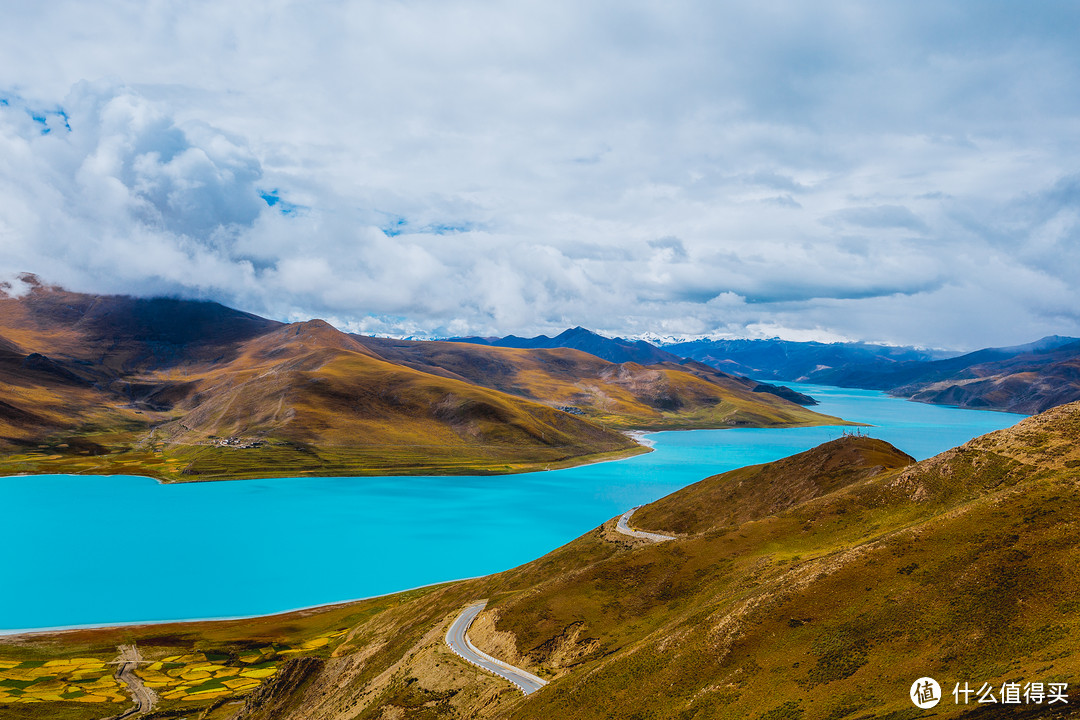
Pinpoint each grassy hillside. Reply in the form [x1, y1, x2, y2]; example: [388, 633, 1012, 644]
[0, 323, 641, 481]
[0, 283, 644, 480]
[356, 336, 842, 429]
[0, 282, 847, 480]
[6, 403, 1078, 718]
[479, 403, 1080, 720]
[631, 435, 915, 535]
[145, 320, 642, 479]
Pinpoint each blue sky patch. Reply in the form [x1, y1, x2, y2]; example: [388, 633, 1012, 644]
[0, 94, 70, 134]
[29, 107, 70, 135]
[380, 216, 476, 237]
[259, 190, 301, 215]
[425, 222, 475, 235]
[380, 216, 408, 237]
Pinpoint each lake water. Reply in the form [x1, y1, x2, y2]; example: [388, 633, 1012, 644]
[0, 384, 1025, 632]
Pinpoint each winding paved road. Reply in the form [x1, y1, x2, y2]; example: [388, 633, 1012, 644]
[445, 601, 548, 695]
[106, 644, 156, 720]
[615, 506, 676, 542]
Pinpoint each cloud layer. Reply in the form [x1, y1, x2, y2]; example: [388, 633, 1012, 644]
[2, 1, 1079, 349]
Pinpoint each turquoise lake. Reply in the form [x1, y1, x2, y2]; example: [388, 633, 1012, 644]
[0, 384, 1026, 632]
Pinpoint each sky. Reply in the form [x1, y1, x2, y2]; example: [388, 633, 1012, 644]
[1, 1, 1079, 350]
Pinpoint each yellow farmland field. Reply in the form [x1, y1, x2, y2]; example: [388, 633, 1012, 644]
[187, 688, 231, 698]
[223, 679, 261, 691]
[179, 670, 212, 681]
[172, 654, 204, 663]
[73, 695, 112, 703]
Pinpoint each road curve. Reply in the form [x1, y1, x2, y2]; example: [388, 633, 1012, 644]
[105, 644, 156, 720]
[445, 601, 548, 695]
[615, 506, 676, 542]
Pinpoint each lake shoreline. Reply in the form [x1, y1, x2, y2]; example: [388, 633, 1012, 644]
[0, 385, 1027, 633]
[0, 576, 479, 638]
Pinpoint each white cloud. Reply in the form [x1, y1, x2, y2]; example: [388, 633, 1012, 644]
[1, 1, 1079, 350]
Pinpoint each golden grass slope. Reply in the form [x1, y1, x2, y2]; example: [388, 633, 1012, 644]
[8, 403, 1078, 719]
[474, 403, 1080, 720]
[0, 315, 641, 480]
[632, 435, 915, 535]
[356, 336, 846, 429]
[0, 282, 847, 481]
[0, 282, 640, 479]
[0, 277, 281, 449]
[148, 320, 641, 479]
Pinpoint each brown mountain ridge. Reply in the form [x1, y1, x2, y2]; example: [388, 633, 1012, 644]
[0, 278, 847, 481]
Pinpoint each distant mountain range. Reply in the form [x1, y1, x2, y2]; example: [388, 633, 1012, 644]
[452, 326, 684, 365]
[463, 327, 1080, 414]
[667, 335, 1080, 414]
[0, 278, 841, 481]
[866, 337, 1080, 413]
[663, 337, 950, 380]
